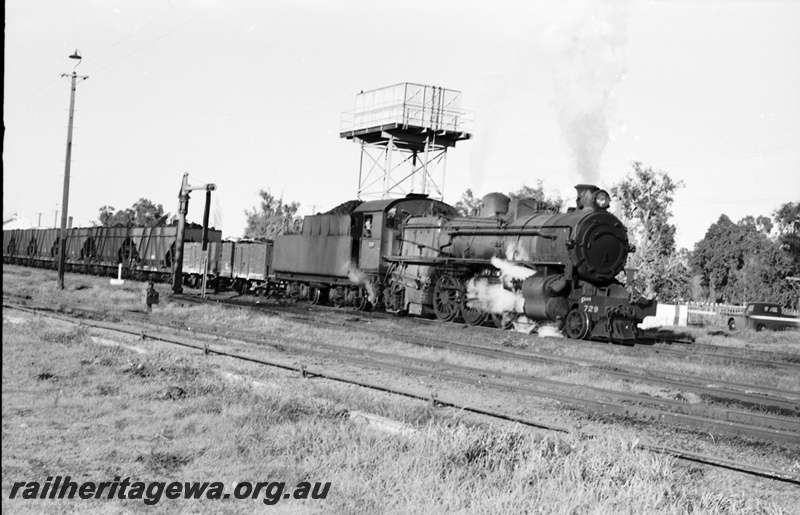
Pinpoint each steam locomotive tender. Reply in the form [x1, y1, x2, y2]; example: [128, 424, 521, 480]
[383, 184, 656, 342]
[269, 195, 458, 308]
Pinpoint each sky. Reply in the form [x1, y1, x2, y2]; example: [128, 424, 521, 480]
[4, 0, 799, 251]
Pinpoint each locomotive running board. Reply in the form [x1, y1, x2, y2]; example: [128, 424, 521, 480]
[383, 255, 565, 267]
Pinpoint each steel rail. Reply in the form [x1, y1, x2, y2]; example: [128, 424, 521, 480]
[5, 301, 799, 486]
[113, 307, 800, 435]
[27, 291, 800, 414]
[208, 298, 800, 412]
[649, 341, 800, 370]
[188, 292, 800, 373]
[100, 306, 800, 436]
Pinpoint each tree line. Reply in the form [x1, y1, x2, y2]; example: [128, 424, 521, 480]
[611, 162, 798, 307]
[96, 199, 171, 227]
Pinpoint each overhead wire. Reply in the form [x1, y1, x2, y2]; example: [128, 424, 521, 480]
[5, 0, 227, 118]
[90, 0, 229, 77]
[85, 0, 189, 65]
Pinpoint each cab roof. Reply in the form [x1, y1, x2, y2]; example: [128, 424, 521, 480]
[353, 195, 457, 216]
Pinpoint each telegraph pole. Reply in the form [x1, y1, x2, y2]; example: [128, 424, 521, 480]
[57, 50, 88, 290]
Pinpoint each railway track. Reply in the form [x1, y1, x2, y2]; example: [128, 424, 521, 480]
[192, 290, 800, 371]
[10, 289, 798, 416]
[4, 298, 799, 485]
[175, 294, 800, 414]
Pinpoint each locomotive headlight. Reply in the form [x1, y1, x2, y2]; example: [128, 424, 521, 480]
[593, 190, 611, 210]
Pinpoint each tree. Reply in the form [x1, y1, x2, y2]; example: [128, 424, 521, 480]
[774, 201, 800, 269]
[653, 248, 692, 303]
[452, 181, 564, 217]
[131, 198, 168, 226]
[97, 205, 116, 226]
[244, 189, 301, 240]
[610, 162, 685, 299]
[689, 214, 737, 301]
[508, 180, 564, 213]
[691, 213, 796, 306]
[453, 189, 482, 216]
[94, 199, 168, 227]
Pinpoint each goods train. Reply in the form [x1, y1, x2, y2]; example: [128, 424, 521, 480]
[2, 225, 221, 281]
[3, 184, 656, 342]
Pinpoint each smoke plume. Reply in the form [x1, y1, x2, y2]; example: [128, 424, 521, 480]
[543, 0, 628, 183]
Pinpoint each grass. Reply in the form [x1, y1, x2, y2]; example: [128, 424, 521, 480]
[3, 269, 797, 513]
[2, 318, 790, 514]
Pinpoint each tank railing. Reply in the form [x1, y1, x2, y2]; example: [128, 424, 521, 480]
[341, 104, 474, 135]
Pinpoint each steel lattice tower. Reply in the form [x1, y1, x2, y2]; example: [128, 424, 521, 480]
[340, 83, 472, 200]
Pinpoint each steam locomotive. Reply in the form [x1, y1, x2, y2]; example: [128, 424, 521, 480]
[379, 184, 656, 342]
[2, 184, 656, 342]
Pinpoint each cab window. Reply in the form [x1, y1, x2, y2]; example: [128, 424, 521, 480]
[385, 208, 396, 229]
[364, 215, 373, 238]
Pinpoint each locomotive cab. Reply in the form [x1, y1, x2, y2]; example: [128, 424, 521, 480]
[353, 195, 458, 273]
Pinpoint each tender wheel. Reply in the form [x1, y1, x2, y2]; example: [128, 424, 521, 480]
[727, 318, 736, 331]
[330, 287, 346, 308]
[563, 309, 592, 340]
[286, 282, 301, 300]
[310, 287, 324, 305]
[756, 323, 766, 332]
[433, 275, 462, 322]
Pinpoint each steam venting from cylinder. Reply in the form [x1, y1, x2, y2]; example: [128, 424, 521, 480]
[347, 263, 377, 305]
[465, 257, 534, 315]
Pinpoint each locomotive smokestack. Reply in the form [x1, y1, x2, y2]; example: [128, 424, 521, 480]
[575, 184, 599, 210]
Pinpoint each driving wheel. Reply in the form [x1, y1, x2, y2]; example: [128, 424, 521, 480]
[433, 275, 462, 322]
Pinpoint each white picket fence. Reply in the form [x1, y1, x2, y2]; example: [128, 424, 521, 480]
[640, 302, 799, 328]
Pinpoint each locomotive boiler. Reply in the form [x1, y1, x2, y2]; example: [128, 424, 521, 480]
[383, 184, 656, 342]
